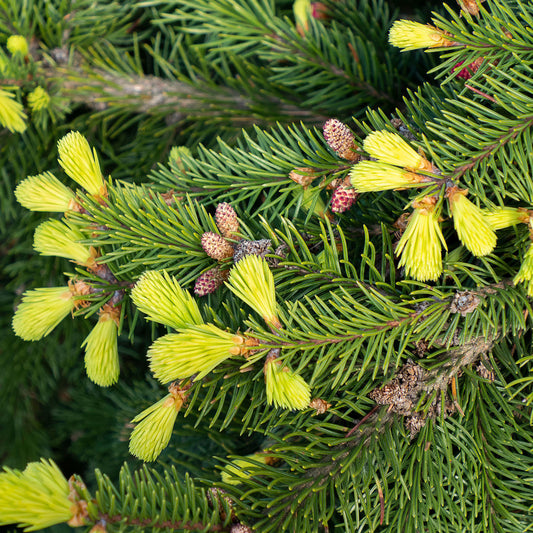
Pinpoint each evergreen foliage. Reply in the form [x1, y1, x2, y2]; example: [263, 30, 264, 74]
[2, 0, 533, 532]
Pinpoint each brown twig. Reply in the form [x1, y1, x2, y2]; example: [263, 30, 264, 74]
[464, 84, 497, 102]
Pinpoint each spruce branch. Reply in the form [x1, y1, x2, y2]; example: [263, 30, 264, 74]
[42, 57, 326, 126]
[98, 513, 229, 532]
[251, 335, 495, 530]
[449, 113, 533, 182]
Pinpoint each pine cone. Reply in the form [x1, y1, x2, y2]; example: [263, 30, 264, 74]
[207, 487, 235, 521]
[215, 203, 240, 239]
[201, 232, 234, 260]
[331, 184, 358, 213]
[323, 119, 359, 161]
[232, 239, 271, 263]
[194, 268, 229, 296]
[230, 524, 254, 533]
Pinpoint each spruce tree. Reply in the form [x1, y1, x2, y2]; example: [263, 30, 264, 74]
[1, 0, 533, 532]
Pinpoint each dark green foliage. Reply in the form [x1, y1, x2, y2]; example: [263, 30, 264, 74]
[2, 1, 533, 532]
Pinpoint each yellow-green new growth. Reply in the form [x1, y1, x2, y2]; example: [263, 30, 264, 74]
[363, 131, 433, 171]
[129, 384, 188, 462]
[6, 35, 28, 56]
[15, 172, 76, 212]
[0, 89, 27, 133]
[12, 287, 76, 341]
[148, 324, 246, 382]
[396, 198, 447, 282]
[57, 131, 105, 197]
[82, 306, 120, 387]
[0, 459, 74, 531]
[131, 270, 203, 329]
[27, 87, 51, 111]
[389, 20, 453, 51]
[227, 254, 281, 328]
[485, 206, 529, 230]
[33, 219, 95, 266]
[514, 242, 533, 297]
[350, 161, 432, 193]
[447, 188, 496, 256]
[264, 356, 311, 410]
[221, 453, 270, 486]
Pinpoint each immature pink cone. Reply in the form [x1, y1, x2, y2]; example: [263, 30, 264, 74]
[331, 184, 359, 213]
[215, 203, 240, 239]
[201, 232, 234, 260]
[194, 268, 230, 296]
[323, 119, 359, 161]
[453, 57, 484, 79]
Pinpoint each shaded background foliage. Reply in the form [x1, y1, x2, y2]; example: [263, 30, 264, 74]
[5, 1, 530, 533]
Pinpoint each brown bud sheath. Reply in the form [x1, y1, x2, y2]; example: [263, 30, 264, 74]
[323, 119, 359, 161]
[215, 203, 240, 239]
[457, 0, 484, 15]
[201, 232, 234, 260]
[289, 167, 317, 188]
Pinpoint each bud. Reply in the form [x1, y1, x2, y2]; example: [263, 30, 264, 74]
[323, 119, 359, 161]
[293, 0, 311, 33]
[82, 305, 120, 387]
[27, 86, 51, 111]
[350, 161, 432, 192]
[131, 270, 203, 329]
[264, 355, 311, 410]
[15, 172, 76, 212]
[227, 254, 281, 328]
[331, 184, 358, 213]
[148, 324, 246, 382]
[57, 131, 106, 197]
[299, 187, 330, 219]
[309, 398, 331, 414]
[389, 20, 454, 51]
[201, 231, 234, 260]
[12, 286, 76, 341]
[168, 146, 191, 172]
[129, 383, 188, 462]
[215, 203, 240, 239]
[0, 459, 79, 530]
[514, 242, 533, 297]
[485, 206, 529, 230]
[363, 130, 434, 172]
[396, 197, 447, 282]
[194, 267, 229, 296]
[33, 219, 97, 267]
[6, 35, 29, 56]
[447, 187, 496, 256]
[0, 89, 27, 133]
[221, 453, 269, 485]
